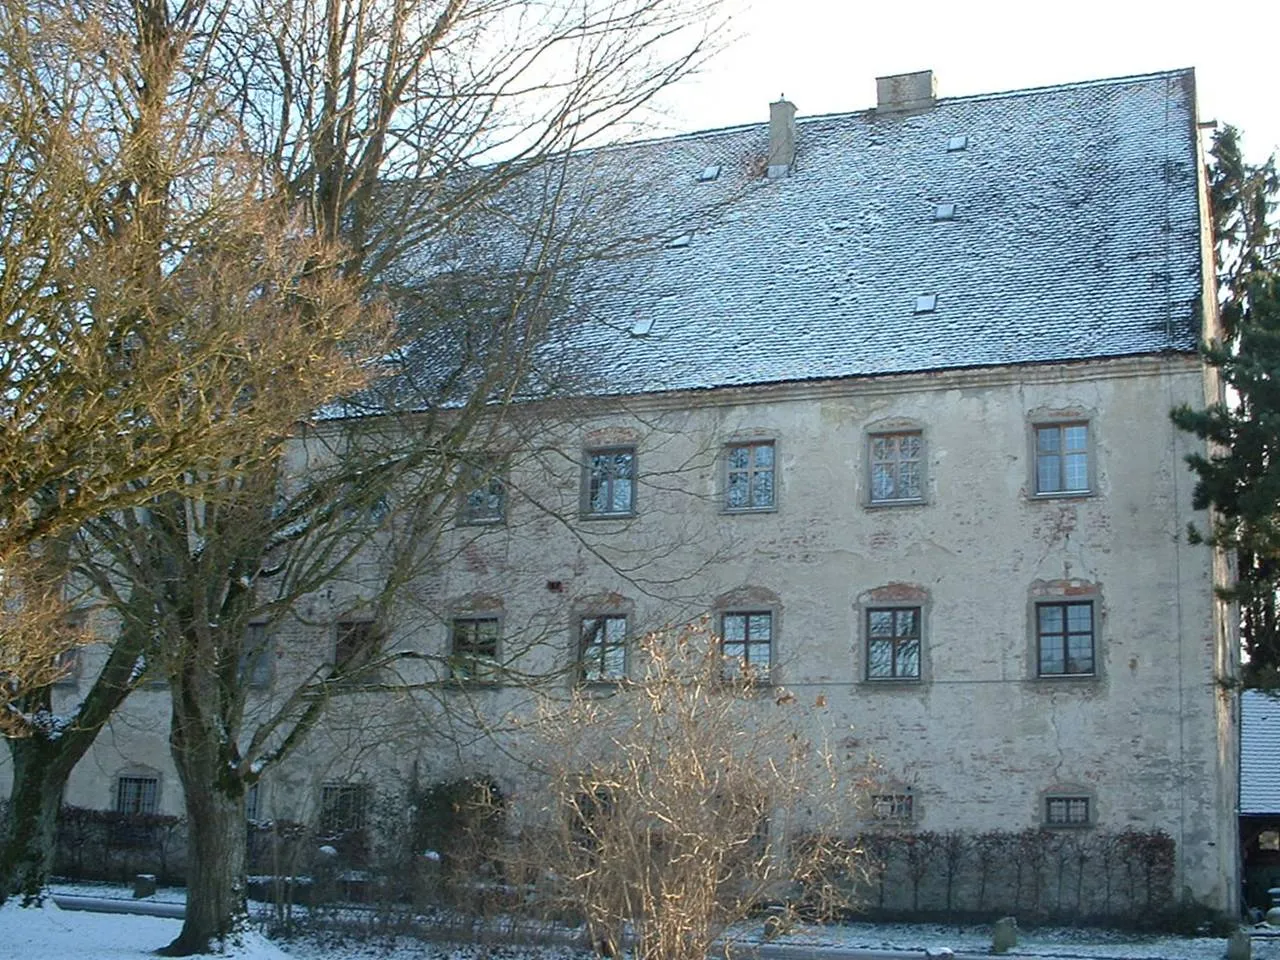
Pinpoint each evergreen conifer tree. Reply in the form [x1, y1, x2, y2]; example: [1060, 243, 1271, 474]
[1172, 126, 1280, 685]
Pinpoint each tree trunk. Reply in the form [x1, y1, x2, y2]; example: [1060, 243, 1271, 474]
[160, 688, 247, 955]
[0, 625, 144, 906]
[0, 736, 76, 904]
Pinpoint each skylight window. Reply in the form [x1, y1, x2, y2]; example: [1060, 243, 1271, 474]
[631, 316, 655, 336]
[666, 233, 692, 249]
[697, 165, 721, 182]
[933, 203, 956, 221]
[947, 135, 969, 152]
[915, 294, 938, 314]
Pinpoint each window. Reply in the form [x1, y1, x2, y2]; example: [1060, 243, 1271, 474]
[869, 432, 923, 503]
[725, 442, 775, 511]
[719, 612, 772, 677]
[1045, 795, 1090, 827]
[240, 624, 272, 688]
[335, 619, 379, 668]
[319, 783, 370, 835]
[580, 615, 627, 682]
[115, 776, 159, 815]
[450, 617, 500, 681]
[53, 647, 81, 687]
[461, 460, 505, 524]
[245, 782, 261, 822]
[866, 607, 921, 680]
[584, 448, 635, 517]
[1036, 602, 1095, 677]
[1034, 423, 1090, 495]
[871, 793, 914, 821]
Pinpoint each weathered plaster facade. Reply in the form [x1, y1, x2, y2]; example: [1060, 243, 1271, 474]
[0, 67, 1240, 914]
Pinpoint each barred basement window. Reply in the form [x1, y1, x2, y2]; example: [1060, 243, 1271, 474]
[319, 782, 370, 835]
[115, 776, 159, 815]
[1045, 795, 1090, 827]
[871, 793, 914, 821]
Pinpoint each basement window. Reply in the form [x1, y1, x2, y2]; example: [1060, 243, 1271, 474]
[1045, 795, 1091, 827]
[914, 294, 937, 314]
[696, 165, 721, 182]
[872, 793, 914, 821]
[947, 135, 969, 152]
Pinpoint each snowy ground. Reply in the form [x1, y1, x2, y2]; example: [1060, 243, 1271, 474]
[2, 882, 1276, 960]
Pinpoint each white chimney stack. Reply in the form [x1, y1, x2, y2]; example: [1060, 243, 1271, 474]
[768, 97, 796, 178]
[876, 70, 937, 113]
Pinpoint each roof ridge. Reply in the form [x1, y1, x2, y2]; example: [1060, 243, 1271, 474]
[573, 68, 1196, 157]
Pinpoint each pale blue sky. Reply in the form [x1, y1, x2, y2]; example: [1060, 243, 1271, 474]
[654, 0, 1278, 164]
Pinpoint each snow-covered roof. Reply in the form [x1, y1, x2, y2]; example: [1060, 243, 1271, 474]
[481, 68, 1205, 400]
[1242, 690, 1280, 815]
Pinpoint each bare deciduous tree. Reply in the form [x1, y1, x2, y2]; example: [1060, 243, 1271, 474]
[2, 0, 729, 951]
[0, 0, 383, 909]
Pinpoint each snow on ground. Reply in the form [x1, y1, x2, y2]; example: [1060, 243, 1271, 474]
[6, 883, 1280, 960]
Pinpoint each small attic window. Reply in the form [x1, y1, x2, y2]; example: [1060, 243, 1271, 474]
[631, 316, 655, 336]
[666, 232, 693, 249]
[696, 165, 721, 182]
[933, 203, 956, 221]
[947, 135, 969, 152]
[914, 294, 938, 314]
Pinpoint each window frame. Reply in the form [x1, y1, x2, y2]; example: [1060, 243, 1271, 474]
[581, 446, 637, 519]
[1031, 420, 1093, 498]
[723, 440, 777, 513]
[867, 430, 926, 506]
[459, 458, 507, 526]
[871, 792, 915, 822]
[1035, 600, 1096, 678]
[334, 618, 380, 669]
[318, 782, 370, 836]
[718, 610, 774, 682]
[865, 606, 924, 682]
[1044, 794, 1092, 828]
[53, 647, 82, 688]
[241, 622, 273, 688]
[578, 614, 629, 683]
[115, 775, 160, 816]
[449, 616, 501, 683]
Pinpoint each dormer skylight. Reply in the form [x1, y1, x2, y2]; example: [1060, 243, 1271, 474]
[915, 294, 938, 314]
[947, 135, 968, 152]
[933, 202, 956, 221]
[697, 165, 721, 182]
[631, 316, 655, 336]
[666, 232, 693, 249]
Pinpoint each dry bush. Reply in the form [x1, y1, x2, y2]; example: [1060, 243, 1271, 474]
[523, 624, 869, 960]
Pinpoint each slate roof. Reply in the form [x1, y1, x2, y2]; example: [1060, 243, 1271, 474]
[1242, 690, 1280, 816]
[516, 69, 1206, 400]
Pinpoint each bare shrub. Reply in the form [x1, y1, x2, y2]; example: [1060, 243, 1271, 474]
[524, 624, 868, 960]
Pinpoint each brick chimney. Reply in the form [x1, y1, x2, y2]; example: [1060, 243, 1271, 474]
[767, 97, 796, 178]
[876, 70, 936, 113]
